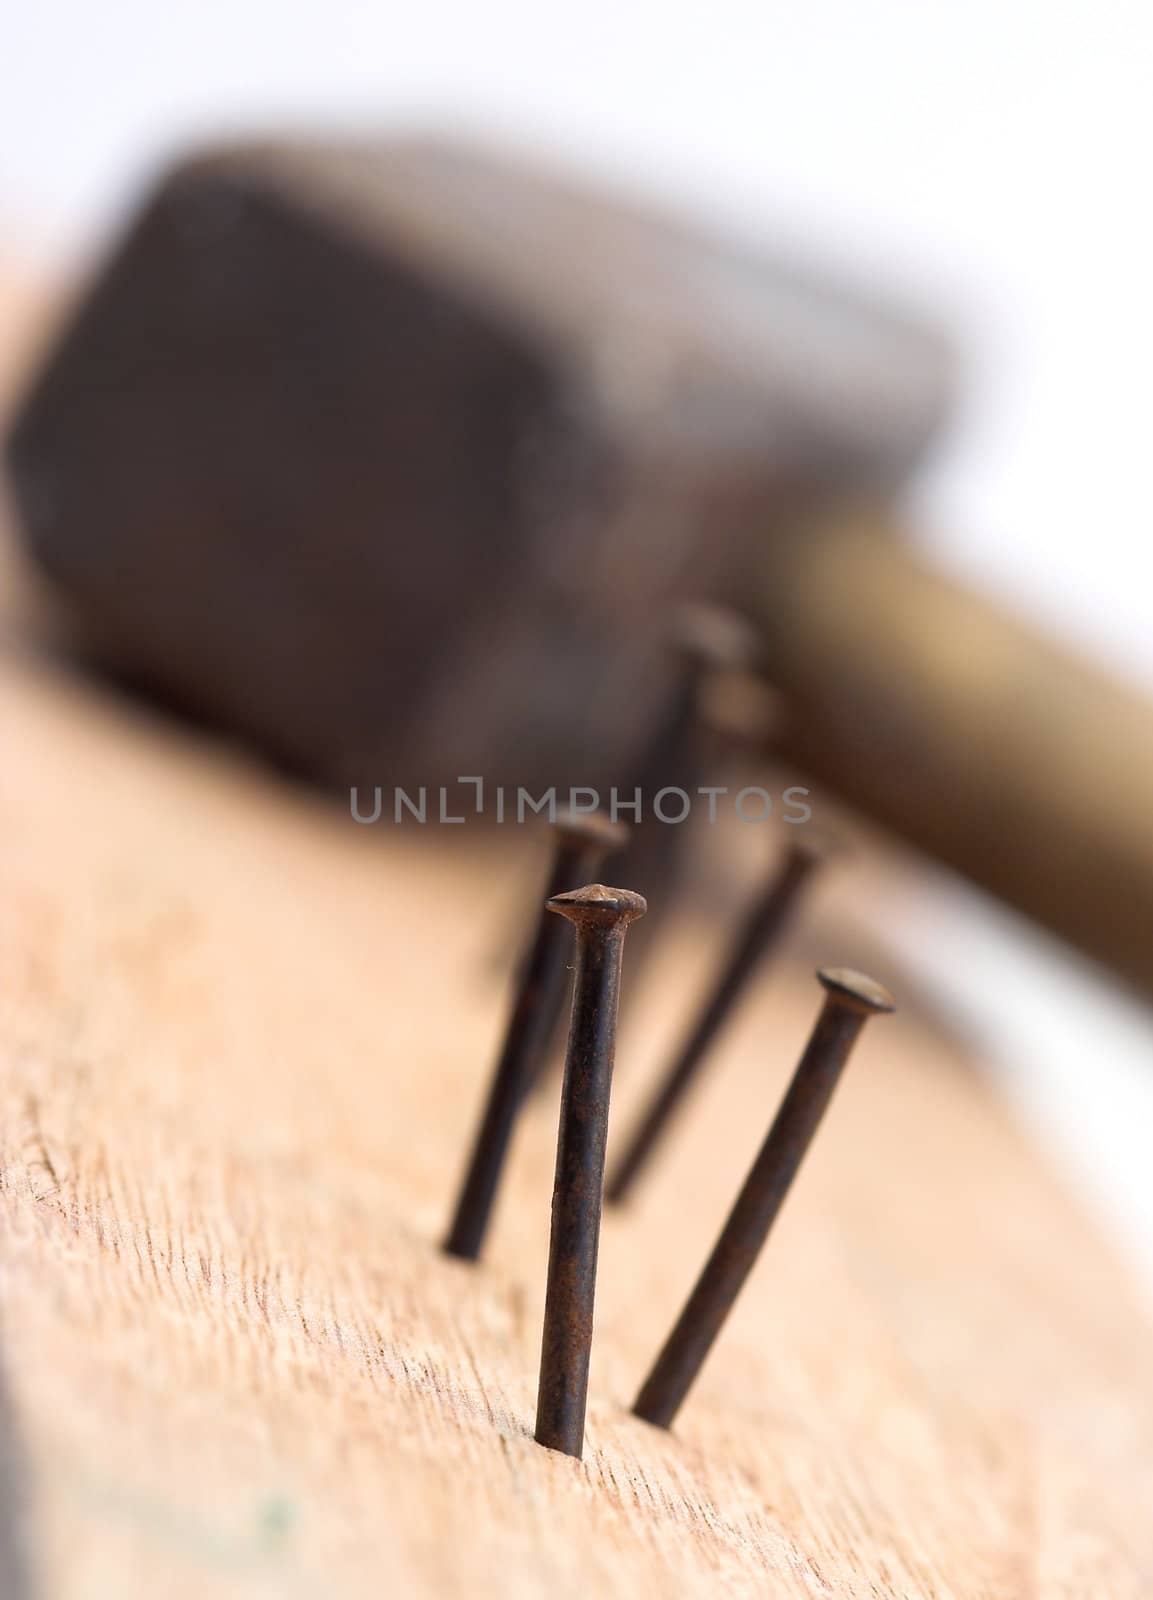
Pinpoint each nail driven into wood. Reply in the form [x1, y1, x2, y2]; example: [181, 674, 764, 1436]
[607, 836, 824, 1205]
[632, 967, 895, 1431]
[443, 812, 628, 1263]
[608, 603, 762, 910]
[535, 884, 647, 1459]
[628, 603, 763, 802]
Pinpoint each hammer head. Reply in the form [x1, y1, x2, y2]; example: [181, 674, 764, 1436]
[5, 136, 953, 789]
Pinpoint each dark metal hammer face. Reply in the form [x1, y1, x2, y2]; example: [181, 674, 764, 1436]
[4, 136, 951, 794]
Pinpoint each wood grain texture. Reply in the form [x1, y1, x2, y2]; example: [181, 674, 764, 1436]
[1, 274, 1152, 1598]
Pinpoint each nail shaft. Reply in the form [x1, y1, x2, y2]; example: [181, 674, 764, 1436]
[632, 967, 894, 1430]
[610, 604, 761, 906]
[444, 813, 626, 1262]
[535, 884, 646, 1458]
[607, 837, 821, 1205]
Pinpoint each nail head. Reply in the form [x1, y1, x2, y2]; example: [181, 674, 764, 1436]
[553, 808, 631, 853]
[547, 884, 648, 927]
[817, 967, 895, 1015]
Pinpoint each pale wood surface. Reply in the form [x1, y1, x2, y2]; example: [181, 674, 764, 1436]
[1, 273, 1152, 1598]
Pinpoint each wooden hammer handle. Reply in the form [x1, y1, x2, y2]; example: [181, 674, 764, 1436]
[757, 520, 1153, 995]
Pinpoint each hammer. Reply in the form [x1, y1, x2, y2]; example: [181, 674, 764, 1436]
[6, 136, 1152, 994]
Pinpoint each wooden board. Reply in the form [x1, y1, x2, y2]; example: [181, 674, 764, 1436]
[1, 273, 1152, 1597]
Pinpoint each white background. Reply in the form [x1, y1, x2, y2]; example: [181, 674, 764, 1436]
[3, 1, 1152, 1285]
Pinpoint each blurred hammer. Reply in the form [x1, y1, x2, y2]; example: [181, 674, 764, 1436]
[6, 136, 1152, 994]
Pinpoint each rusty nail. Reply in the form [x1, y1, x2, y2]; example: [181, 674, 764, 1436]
[444, 811, 628, 1263]
[607, 835, 824, 1205]
[632, 967, 894, 1430]
[610, 603, 761, 887]
[535, 884, 647, 1458]
[631, 603, 762, 787]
